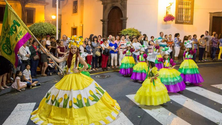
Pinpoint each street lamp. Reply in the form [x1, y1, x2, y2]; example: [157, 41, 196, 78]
[51, 15, 56, 20]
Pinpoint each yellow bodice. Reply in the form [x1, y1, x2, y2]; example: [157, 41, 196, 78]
[67, 54, 79, 74]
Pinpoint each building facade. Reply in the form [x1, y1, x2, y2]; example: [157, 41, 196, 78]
[0, 0, 47, 34]
[50, 0, 222, 39]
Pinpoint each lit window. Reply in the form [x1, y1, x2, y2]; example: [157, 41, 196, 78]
[175, 0, 194, 25]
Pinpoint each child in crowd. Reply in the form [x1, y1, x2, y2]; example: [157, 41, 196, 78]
[179, 41, 204, 86]
[119, 42, 135, 76]
[23, 64, 40, 88]
[158, 47, 186, 93]
[131, 45, 148, 82]
[11, 71, 27, 91]
[47, 58, 59, 76]
[134, 61, 170, 106]
[148, 36, 155, 53]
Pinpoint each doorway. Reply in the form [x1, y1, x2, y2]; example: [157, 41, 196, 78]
[71, 28, 77, 35]
[212, 16, 222, 34]
[107, 7, 123, 36]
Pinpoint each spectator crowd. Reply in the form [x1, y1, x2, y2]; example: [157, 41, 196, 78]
[0, 31, 222, 91]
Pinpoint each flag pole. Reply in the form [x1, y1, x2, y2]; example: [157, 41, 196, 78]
[4, 0, 64, 75]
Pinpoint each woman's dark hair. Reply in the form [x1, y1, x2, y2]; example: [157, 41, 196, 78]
[89, 34, 94, 41]
[67, 48, 80, 68]
[98, 35, 102, 38]
[150, 36, 154, 39]
[93, 36, 98, 42]
[149, 62, 155, 68]
[200, 35, 204, 38]
[143, 35, 148, 41]
[15, 71, 21, 78]
[164, 34, 168, 37]
[193, 34, 197, 37]
[32, 40, 37, 45]
[183, 36, 188, 41]
[25, 64, 30, 68]
[143, 34, 147, 38]
[174, 33, 180, 38]
[103, 39, 107, 42]
[204, 37, 209, 41]
[56, 39, 61, 44]
[121, 35, 125, 39]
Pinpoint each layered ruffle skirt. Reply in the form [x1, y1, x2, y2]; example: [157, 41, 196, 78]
[134, 78, 170, 105]
[119, 56, 135, 76]
[178, 59, 204, 84]
[131, 62, 148, 81]
[158, 68, 186, 93]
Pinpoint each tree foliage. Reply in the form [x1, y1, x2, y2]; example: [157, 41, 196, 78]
[120, 28, 141, 37]
[29, 22, 56, 38]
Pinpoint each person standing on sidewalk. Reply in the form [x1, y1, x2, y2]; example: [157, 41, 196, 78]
[119, 36, 127, 66]
[198, 35, 207, 62]
[211, 33, 219, 61]
[109, 38, 118, 69]
[19, 42, 31, 71]
[174, 33, 181, 62]
[192, 34, 198, 62]
[204, 31, 212, 61]
[101, 39, 110, 71]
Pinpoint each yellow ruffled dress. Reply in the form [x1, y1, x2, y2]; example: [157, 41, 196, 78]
[31, 56, 120, 125]
[134, 67, 170, 106]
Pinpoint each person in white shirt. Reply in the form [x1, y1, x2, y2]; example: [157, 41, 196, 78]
[62, 35, 69, 49]
[19, 42, 31, 71]
[23, 64, 40, 88]
[118, 36, 127, 65]
[132, 37, 141, 62]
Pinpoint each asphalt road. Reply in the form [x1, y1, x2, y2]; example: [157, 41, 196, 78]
[0, 62, 222, 125]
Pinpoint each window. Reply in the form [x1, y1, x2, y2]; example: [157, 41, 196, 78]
[26, 8, 35, 24]
[72, 28, 77, 35]
[73, 0, 78, 13]
[175, 0, 194, 25]
[52, 0, 60, 8]
[0, 5, 5, 23]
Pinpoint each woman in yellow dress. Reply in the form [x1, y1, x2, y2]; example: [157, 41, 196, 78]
[134, 59, 170, 106]
[31, 36, 120, 125]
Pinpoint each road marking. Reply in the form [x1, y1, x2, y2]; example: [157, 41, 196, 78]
[170, 94, 222, 124]
[91, 70, 119, 75]
[211, 84, 222, 90]
[109, 111, 133, 125]
[186, 87, 222, 104]
[3, 103, 36, 125]
[126, 94, 190, 125]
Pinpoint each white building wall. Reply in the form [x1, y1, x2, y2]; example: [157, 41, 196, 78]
[82, 0, 103, 38]
[127, 0, 222, 39]
[157, 0, 222, 39]
[127, 0, 159, 38]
